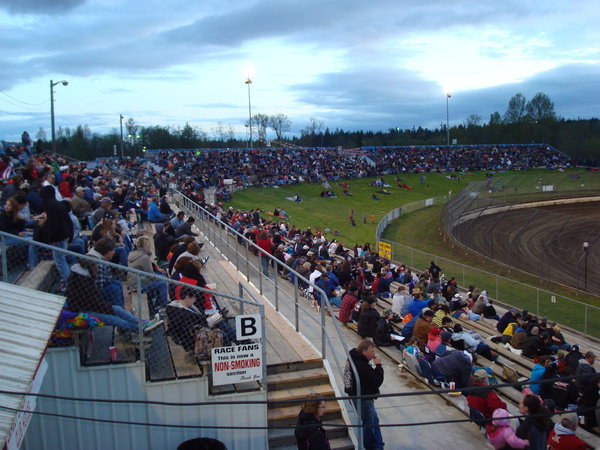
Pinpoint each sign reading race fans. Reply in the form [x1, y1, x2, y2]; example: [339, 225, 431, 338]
[378, 241, 392, 260]
[212, 343, 263, 386]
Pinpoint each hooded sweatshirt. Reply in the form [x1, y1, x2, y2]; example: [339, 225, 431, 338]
[486, 408, 528, 450]
[547, 422, 586, 450]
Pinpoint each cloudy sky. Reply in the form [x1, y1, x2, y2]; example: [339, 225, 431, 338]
[1, 0, 599, 142]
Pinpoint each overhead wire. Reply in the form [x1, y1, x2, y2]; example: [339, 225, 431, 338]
[0, 89, 49, 106]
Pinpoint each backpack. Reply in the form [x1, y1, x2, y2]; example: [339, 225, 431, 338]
[343, 359, 356, 395]
[194, 327, 224, 360]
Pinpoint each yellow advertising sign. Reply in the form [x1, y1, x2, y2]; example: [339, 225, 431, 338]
[378, 241, 392, 260]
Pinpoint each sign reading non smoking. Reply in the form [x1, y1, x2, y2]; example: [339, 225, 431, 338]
[212, 343, 263, 386]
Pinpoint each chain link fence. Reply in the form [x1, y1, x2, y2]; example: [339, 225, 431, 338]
[0, 230, 265, 387]
[441, 172, 600, 296]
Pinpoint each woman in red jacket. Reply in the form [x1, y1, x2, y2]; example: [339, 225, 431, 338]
[256, 230, 273, 277]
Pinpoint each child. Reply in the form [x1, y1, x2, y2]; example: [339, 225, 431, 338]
[486, 408, 529, 449]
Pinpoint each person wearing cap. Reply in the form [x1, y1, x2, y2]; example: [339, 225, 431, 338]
[358, 296, 379, 339]
[575, 351, 597, 395]
[71, 186, 92, 221]
[413, 308, 435, 348]
[435, 331, 453, 357]
[467, 368, 507, 418]
[547, 414, 586, 450]
[91, 197, 114, 228]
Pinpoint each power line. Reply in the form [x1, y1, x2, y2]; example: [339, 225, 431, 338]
[0, 372, 595, 407]
[0, 89, 49, 106]
[0, 401, 595, 431]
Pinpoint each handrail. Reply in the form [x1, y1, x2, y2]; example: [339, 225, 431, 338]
[237, 282, 268, 385]
[171, 188, 364, 449]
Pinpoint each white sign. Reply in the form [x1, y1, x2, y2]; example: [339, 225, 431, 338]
[7, 358, 48, 450]
[235, 314, 262, 341]
[425, 198, 434, 207]
[542, 185, 555, 192]
[212, 343, 263, 386]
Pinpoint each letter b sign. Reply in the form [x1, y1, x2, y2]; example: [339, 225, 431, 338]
[235, 314, 262, 341]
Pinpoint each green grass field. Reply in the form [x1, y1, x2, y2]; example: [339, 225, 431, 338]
[226, 168, 600, 334]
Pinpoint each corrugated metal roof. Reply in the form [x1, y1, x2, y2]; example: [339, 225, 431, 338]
[0, 282, 65, 448]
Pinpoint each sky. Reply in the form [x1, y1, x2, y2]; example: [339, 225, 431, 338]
[0, 0, 599, 143]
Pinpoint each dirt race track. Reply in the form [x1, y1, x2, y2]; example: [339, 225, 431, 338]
[452, 201, 600, 296]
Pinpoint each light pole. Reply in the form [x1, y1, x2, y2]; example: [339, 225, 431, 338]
[119, 114, 124, 158]
[583, 241, 589, 291]
[50, 79, 69, 152]
[445, 92, 452, 147]
[245, 76, 253, 149]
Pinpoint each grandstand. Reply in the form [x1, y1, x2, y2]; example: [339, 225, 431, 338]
[1, 143, 599, 449]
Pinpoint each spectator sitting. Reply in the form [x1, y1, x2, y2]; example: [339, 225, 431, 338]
[530, 355, 551, 396]
[90, 197, 114, 228]
[574, 351, 596, 396]
[148, 196, 173, 223]
[546, 366, 578, 411]
[435, 331, 453, 357]
[391, 284, 406, 316]
[497, 308, 519, 333]
[413, 308, 435, 348]
[426, 327, 443, 352]
[153, 221, 177, 262]
[374, 309, 399, 348]
[66, 257, 163, 337]
[547, 414, 586, 450]
[166, 285, 210, 352]
[338, 284, 359, 323]
[431, 349, 473, 389]
[170, 211, 185, 231]
[522, 327, 544, 358]
[87, 238, 126, 308]
[467, 369, 507, 418]
[565, 345, 583, 371]
[486, 408, 529, 450]
[167, 236, 199, 274]
[176, 216, 199, 238]
[452, 323, 497, 361]
[357, 297, 379, 338]
[127, 236, 169, 315]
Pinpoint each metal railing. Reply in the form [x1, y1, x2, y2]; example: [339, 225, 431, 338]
[171, 189, 364, 448]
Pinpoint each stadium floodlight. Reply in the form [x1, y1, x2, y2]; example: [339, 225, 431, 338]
[243, 69, 254, 150]
[445, 91, 452, 147]
[50, 79, 69, 152]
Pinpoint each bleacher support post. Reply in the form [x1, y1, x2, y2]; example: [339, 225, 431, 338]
[1, 237, 7, 283]
[136, 274, 146, 362]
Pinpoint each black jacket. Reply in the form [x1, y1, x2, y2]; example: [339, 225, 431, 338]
[348, 348, 384, 397]
[166, 304, 206, 352]
[65, 264, 113, 315]
[294, 411, 330, 450]
[358, 307, 379, 338]
[34, 195, 73, 244]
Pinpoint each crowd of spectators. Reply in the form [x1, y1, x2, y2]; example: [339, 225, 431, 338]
[0, 136, 590, 447]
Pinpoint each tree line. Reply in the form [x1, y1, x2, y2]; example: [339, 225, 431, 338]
[42, 92, 599, 162]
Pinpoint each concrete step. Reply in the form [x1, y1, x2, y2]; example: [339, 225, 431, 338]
[267, 367, 329, 391]
[267, 383, 335, 409]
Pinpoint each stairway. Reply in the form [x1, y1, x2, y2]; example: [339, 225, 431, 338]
[267, 361, 354, 449]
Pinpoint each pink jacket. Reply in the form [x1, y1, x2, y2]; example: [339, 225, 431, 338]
[486, 409, 528, 450]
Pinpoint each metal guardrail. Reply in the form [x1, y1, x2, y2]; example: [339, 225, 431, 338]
[170, 189, 364, 448]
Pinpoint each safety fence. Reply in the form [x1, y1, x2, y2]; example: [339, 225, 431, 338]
[0, 231, 267, 387]
[170, 189, 364, 448]
[441, 172, 600, 296]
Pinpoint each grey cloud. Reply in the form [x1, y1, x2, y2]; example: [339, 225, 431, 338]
[288, 63, 600, 132]
[0, 0, 85, 15]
